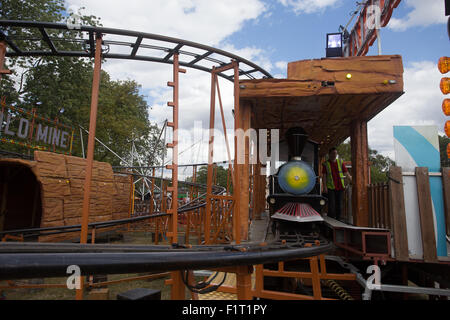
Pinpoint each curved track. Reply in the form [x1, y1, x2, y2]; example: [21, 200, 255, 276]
[0, 241, 333, 280]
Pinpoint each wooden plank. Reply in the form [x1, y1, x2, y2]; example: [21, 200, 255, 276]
[388, 167, 409, 261]
[415, 167, 438, 263]
[238, 100, 251, 240]
[383, 184, 390, 229]
[286, 55, 404, 95]
[240, 79, 323, 98]
[370, 185, 374, 228]
[375, 184, 380, 228]
[442, 167, 450, 235]
[378, 184, 384, 228]
[351, 119, 369, 227]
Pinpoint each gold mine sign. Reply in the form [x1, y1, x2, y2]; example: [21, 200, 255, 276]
[0, 106, 74, 153]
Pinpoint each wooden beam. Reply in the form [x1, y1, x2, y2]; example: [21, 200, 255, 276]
[388, 167, 409, 261]
[233, 62, 241, 244]
[236, 265, 253, 300]
[240, 79, 322, 98]
[442, 167, 450, 236]
[205, 70, 216, 244]
[238, 100, 251, 240]
[287, 55, 404, 94]
[415, 167, 438, 263]
[350, 119, 369, 227]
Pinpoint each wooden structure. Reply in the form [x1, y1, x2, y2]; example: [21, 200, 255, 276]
[239, 55, 404, 230]
[0, 151, 132, 242]
[385, 166, 450, 263]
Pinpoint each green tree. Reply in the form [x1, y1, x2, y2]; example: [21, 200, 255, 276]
[336, 141, 395, 184]
[439, 134, 450, 168]
[0, 1, 164, 165]
[187, 165, 232, 191]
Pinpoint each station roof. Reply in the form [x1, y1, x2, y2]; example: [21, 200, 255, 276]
[239, 55, 404, 156]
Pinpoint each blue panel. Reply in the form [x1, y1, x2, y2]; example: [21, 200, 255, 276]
[393, 126, 441, 172]
[429, 177, 447, 257]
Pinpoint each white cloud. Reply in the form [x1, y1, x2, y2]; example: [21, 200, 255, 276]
[275, 60, 287, 70]
[388, 0, 446, 31]
[368, 61, 447, 159]
[278, 0, 339, 14]
[64, 0, 270, 164]
[66, 0, 266, 46]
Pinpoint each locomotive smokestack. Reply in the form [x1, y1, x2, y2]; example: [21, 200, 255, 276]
[285, 127, 308, 159]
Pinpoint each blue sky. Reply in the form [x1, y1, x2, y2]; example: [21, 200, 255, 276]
[226, 1, 450, 72]
[64, 0, 449, 163]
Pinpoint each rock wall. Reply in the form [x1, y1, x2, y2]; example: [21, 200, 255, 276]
[0, 151, 132, 241]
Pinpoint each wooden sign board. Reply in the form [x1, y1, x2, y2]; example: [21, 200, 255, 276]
[0, 104, 74, 155]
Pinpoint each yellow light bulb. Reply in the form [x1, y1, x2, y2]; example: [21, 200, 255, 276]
[346, 73, 352, 80]
[445, 120, 450, 137]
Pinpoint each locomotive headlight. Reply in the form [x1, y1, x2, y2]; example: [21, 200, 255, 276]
[320, 199, 326, 206]
[269, 198, 276, 204]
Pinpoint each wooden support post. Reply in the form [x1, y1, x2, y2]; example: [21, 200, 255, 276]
[238, 100, 251, 240]
[350, 119, 369, 227]
[254, 264, 264, 295]
[309, 256, 322, 300]
[205, 69, 216, 244]
[442, 167, 450, 236]
[233, 61, 241, 244]
[150, 168, 155, 214]
[77, 33, 102, 301]
[80, 33, 102, 244]
[388, 167, 409, 261]
[170, 271, 185, 300]
[155, 217, 160, 245]
[236, 265, 253, 300]
[415, 167, 438, 263]
[168, 53, 186, 299]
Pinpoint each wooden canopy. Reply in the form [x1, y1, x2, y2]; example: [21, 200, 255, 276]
[239, 55, 404, 156]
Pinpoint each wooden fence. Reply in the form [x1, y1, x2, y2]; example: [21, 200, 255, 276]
[367, 183, 391, 229]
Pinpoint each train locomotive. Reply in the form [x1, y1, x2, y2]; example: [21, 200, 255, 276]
[267, 127, 328, 244]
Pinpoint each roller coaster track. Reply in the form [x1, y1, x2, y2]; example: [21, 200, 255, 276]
[0, 241, 333, 280]
[0, 167, 333, 282]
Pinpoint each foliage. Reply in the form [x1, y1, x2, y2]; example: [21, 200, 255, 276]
[336, 141, 395, 184]
[187, 165, 232, 191]
[439, 134, 450, 168]
[0, 0, 164, 165]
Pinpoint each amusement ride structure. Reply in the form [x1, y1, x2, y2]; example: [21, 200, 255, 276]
[0, 0, 449, 300]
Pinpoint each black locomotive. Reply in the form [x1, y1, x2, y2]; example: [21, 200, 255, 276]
[267, 127, 328, 243]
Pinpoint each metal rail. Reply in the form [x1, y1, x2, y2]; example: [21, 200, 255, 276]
[0, 170, 225, 238]
[0, 20, 273, 82]
[0, 213, 168, 238]
[0, 242, 333, 280]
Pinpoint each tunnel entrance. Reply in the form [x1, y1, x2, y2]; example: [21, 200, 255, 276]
[0, 163, 42, 232]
